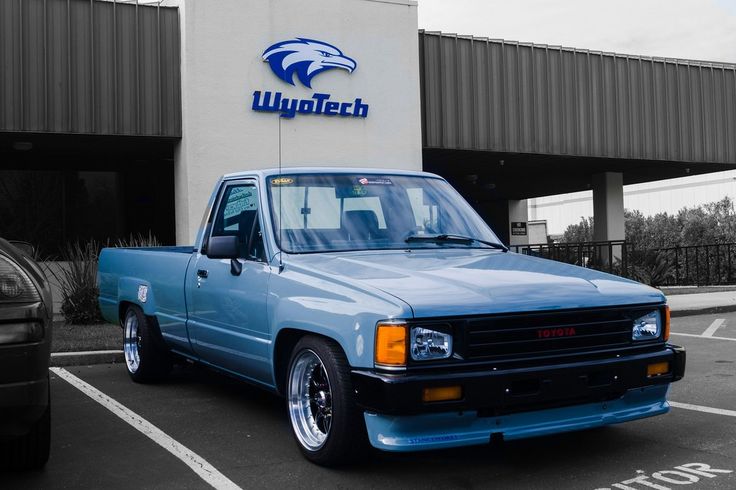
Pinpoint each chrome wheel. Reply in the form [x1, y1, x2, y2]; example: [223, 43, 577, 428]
[123, 310, 141, 374]
[288, 349, 333, 451]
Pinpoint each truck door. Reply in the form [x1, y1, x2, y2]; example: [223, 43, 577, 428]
[185, 180, 272, 384]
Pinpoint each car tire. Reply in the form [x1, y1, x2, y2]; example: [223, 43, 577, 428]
[123, 305, 172, 383]
[5, 384, 50, 470]
[286, 335, 366, 466]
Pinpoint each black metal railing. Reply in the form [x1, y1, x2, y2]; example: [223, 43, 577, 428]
[510, 241, 736, 287]
[650, 243, 736, 286]
[510, 240, 632, 276]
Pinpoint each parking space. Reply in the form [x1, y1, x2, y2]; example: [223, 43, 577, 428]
[3, 312, 735, 489]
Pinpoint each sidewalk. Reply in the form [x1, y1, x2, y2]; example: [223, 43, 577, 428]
[666, 290, 736, 317]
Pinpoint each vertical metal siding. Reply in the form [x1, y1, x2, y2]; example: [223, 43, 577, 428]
[420, 31, 736, 164]
[0, 0, 181, 137]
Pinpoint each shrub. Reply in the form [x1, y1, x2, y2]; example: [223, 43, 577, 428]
[115, 232, 161, 248]
[46, 234, 160, 324]
[626, 249, 675, 287]
[46, 241, 104, 325]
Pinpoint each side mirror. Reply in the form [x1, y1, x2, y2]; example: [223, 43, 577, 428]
[206, 235, 239, 259]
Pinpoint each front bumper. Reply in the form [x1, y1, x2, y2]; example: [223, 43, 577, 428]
[353, 345, 685, 415]
[353, 345, 685, 452]
[0, 302, 51, 438]
[365, 384, 670, 452]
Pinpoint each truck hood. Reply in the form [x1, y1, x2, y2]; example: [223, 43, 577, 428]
[287, 250, 665, 317]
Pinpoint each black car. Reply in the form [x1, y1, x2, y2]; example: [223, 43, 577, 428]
[0, 238, 52, 470]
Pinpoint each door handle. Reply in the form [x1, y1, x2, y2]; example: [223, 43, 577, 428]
[197, 269, 209, 279]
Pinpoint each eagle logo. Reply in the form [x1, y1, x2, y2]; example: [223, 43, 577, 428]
[262, 38, 357, 88]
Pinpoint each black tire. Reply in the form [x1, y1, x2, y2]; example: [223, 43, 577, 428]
[122, 305, 172, 383]
[286, 336, 366, 466]
[5, 388, 50, 470]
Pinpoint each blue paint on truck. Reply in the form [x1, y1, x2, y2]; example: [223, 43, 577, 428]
[98, 167, 685, 465]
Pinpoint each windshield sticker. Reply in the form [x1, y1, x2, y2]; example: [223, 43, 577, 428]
[357, 177, 392, 185]
[271, 177, 295, 185]
[351, 185, 367, 197]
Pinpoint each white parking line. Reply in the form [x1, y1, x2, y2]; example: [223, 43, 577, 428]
[670, 401, 736, 418]
[670, 332, 736, 342]
[50, 367, 242, 490]
[702, 318, 726, 337]
[51, 350, 123, 357]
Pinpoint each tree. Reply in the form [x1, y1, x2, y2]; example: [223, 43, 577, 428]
[560, 197, 736, 249]
[562, 216, 594, 243]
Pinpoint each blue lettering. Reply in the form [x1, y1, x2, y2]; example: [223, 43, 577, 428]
[280, 97, 298, 118]
[298, 99, 315, 114]
[339, 102, 352, 116]
[252, 90, 369, 119]
[312, 93, 330, 114]
[324, 101, 339, 116]
[353, 98, 369, 118]
[252, 91, 281, 112]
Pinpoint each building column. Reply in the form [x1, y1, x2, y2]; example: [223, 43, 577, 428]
[508, 199, 529, 248]
[592, 172, 624, 263]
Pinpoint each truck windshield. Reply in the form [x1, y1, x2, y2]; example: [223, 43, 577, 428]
[267, 173, 504, 253]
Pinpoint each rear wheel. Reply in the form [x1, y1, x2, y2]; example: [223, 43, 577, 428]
[286, 336, 366, 466]
[123, 306, 172, 382]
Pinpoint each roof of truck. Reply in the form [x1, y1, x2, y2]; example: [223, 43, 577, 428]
[222, 167, 442, 180]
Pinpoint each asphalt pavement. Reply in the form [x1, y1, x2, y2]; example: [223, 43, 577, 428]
[3, 311, 736, 489]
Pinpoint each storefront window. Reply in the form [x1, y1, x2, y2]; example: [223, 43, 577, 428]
[0, 165, 174, 258]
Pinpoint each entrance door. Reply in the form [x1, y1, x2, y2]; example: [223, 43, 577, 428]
[186, 180, 272, 384]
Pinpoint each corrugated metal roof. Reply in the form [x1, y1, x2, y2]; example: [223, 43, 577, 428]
[420, 30, 736, 164]
[0, 0, 181, 137]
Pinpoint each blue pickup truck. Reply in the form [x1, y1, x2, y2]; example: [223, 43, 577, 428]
[98, 167, 685, 465]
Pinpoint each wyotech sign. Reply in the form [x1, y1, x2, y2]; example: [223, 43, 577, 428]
[252, 38, 369, 119]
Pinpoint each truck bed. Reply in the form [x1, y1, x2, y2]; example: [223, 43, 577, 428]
[98, 246, 194, 335]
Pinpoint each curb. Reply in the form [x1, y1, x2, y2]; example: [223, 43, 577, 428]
[51, 350, 124, 367]
[670, 304, 736, 318]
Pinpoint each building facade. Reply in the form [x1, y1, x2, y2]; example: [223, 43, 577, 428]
[2, 0, 735, 253]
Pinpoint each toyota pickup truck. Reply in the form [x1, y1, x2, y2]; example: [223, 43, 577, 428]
[98, 167, 685, 466]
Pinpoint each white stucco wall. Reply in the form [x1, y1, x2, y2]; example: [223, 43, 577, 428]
[174, 0, 422, 243]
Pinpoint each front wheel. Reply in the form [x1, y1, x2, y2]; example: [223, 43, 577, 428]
[286, 336, 366, 466]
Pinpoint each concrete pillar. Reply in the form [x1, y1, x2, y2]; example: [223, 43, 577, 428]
[592, 172, 624, 264]
[592, 172, 624, 241]
[508, 199, 529, 248]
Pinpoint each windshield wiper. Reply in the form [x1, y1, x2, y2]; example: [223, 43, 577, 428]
[405, 234, 508, 252]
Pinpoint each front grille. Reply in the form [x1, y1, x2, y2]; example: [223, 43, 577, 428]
[457, 307, 657, 361]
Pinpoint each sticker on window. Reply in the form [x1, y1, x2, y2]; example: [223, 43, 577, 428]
[351, 185, 367, 197]
[357, 177, 392, 185]
[271, 177, 294, 185]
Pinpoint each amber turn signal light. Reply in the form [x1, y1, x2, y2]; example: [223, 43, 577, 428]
[422, 386, 462, 403]
[647, 361, 670, 377]
[664, 306, 671, 341]
[375, 323, 407, 367]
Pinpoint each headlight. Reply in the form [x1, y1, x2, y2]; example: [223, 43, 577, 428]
[0, 254, 40, 303]
[632, 310, 661, 340]
[411, 325, 452, 361]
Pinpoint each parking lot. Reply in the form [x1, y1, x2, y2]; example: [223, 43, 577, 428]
[3, 312, 735, 489]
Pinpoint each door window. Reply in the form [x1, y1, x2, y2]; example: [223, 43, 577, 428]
[211, 184, 266, 261]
